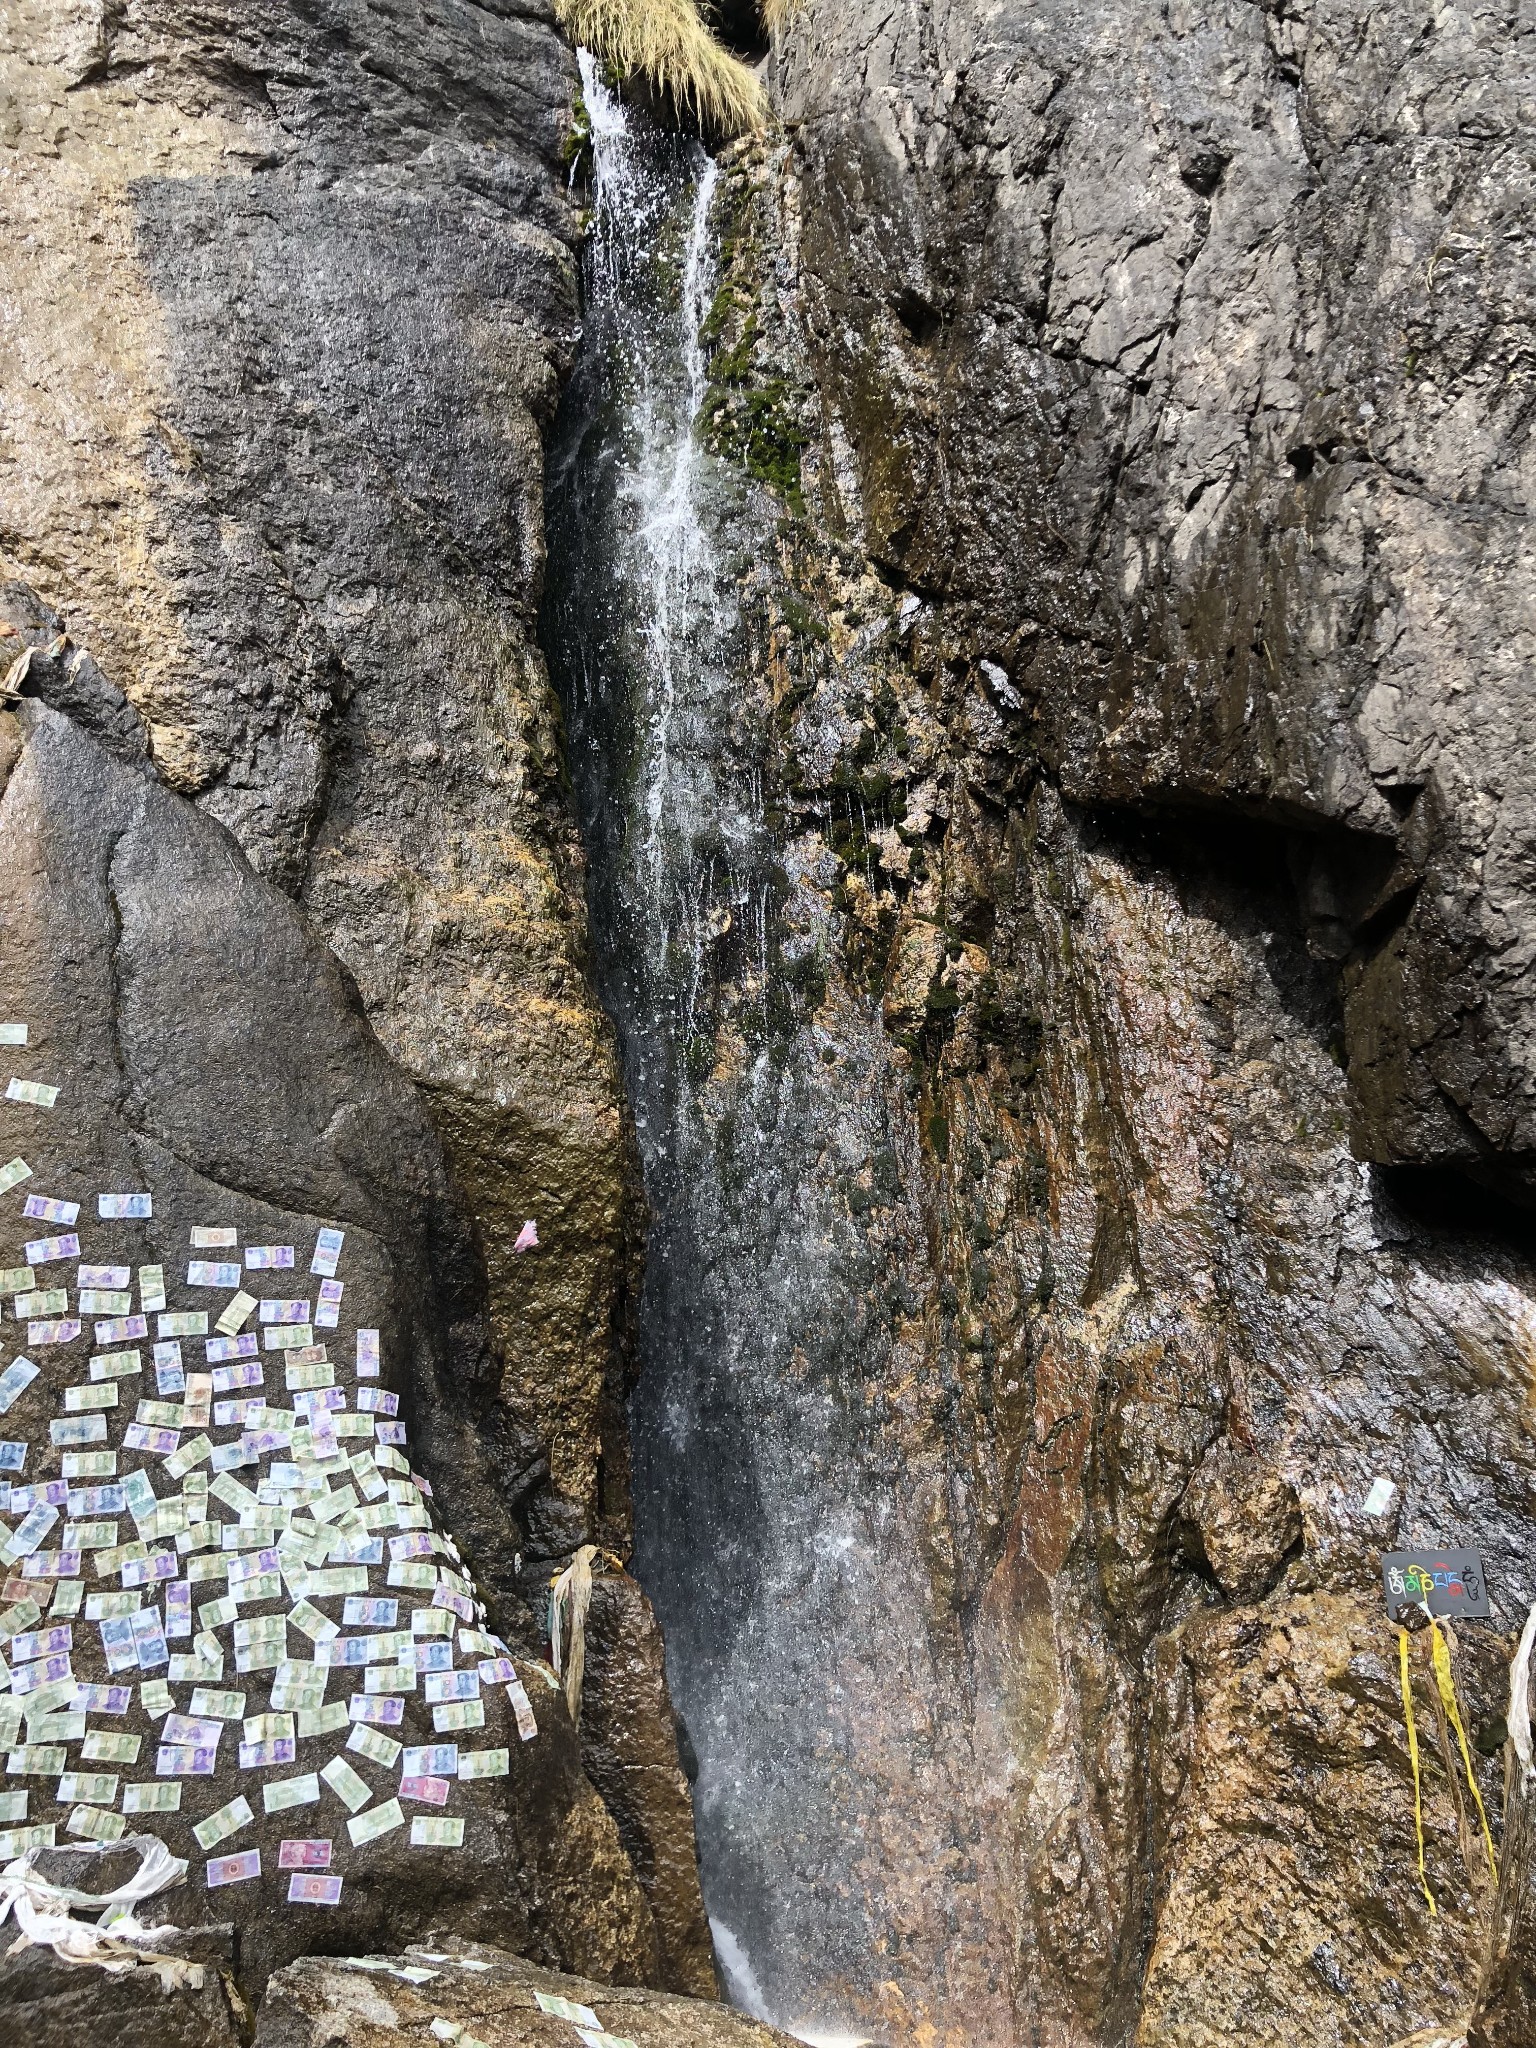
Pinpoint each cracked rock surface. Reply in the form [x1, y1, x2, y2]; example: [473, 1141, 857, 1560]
[777, 0, 1536, 1196]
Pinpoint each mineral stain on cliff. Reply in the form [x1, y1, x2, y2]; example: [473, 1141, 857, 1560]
[2, 1, 1535, 2045]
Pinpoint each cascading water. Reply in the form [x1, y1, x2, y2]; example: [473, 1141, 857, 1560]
[544, 58, 1016, 2048]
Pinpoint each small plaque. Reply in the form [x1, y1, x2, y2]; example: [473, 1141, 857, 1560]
[1382, 1548, 1489, 1619]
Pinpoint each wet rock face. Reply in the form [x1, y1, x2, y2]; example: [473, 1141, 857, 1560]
[0, 689, 657, 1999]
[775, 0, 1536, 1198]
[623, 102, 1536, 2045]
[2, 0, 710, 1992]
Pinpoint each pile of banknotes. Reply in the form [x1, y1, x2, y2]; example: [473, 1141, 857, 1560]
[0, 1022, 542, 1903]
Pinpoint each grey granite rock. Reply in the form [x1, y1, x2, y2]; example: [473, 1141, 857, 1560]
[776, 0, 1536, 1196]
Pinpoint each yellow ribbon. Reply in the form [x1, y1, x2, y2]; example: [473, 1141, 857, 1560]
[1400, 1626, 1436, 1915]
[1429, 1617, 1499, 1887]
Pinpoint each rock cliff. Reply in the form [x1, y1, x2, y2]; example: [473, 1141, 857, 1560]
[540, 5, 1536, 2043]
[3, 1, 1535, 2045]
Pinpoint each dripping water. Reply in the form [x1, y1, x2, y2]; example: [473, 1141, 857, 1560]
[543, 55, 1007, 2048]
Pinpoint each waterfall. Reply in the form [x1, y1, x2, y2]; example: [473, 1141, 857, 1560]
[544, 57, 1006, 2048]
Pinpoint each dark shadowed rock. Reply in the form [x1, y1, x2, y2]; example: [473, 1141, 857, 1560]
[0, 692, 656, 1999]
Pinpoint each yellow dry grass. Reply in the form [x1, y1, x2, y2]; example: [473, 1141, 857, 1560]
[556, 0, 768, 137]
[758, 0, 802, 33]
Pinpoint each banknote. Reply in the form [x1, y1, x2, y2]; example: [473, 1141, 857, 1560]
[0, 1824, 55, 1855]
[348, 1693, 405, 1729]
[290, 1599, 340, 1641]
[344, 1597, 397, 1629]
[356, 1388, 400, 1419]
[401, 1742, 459, 1780]
[186, 1262, 240, 1289]
[189, 1687, 245, 1721]
[5, 1503, 59, 1559]
[79, 1290, 131, 1315]
[314, 1280, 343, 1329]
[262, 1771, 319, 1812]
[0, 1359, 38, 1415]
[213, 1394, 261, 1426]
[61, 1452, 113, 1478]
[11, 1623, 71, 1659]
[24, 1550, 81, 1582]
[6, 1080, 58, 1108]
[246, 1245, 295, 1270]
[31, 1320, 82, 1347]
[156, 1744, 217, 1776]
[0, 1791, 26, 1823]
[347, 1723, 401, 1768]
[139, 1266, 168, 1313]
[347, 1796, 404, 1846]
[73, 1683, 132, 1714]
[388, 1562, 437, 1592]
[93, 1315, 147, 1344]
[83, 1730, 140, 1764]
[286, 1361, 334, 1392]
[24, 1234, 77, 1264]
[0, 1161, 32, 1199]
[123, 1781, 180, 1812]
[310, 1228, 345, 1278]
[166, 1436, 213, 1481]
[207, 1338, 259, 1369]
[424, 1670, 479, 1705]
[278, 1836, 332, 1868]
[266, 1326, 315, 1352]
[535, 1994, 600, 2027]
[456, 1748, 509, 1781]
[158, 1313, 207, 1338]
[193, 1794, 254, 1850]
[410, 1815, 464, 1848]
[123, 1425, 179, 1455]
[320, 1754, 372, 1811]
[79, 1266, 128, 1293]
[164, 1712, 223, 1747]
[215, 1291, 258, 1337]
[0, 1025, 24, 1047]
[0, 1269, 34, 1295]
[14, 1288, 67, 1317]
[356, 1328, 380, 1378]
[121, 1552, 177, 1589]
[23, 1196, 78, 1225]
[260, 1299, 311, 1325]
[89, 1349, 141, 1380]
[58, 1771, 117, 1805]
[66, 1804, 125, 1843]
[288, 1871, 342, 1904]
[66, 1483, 123, 1515]
[0, 1598, 43, 1640]
[63, 1383, 116, 1411]
[206, 1849, 260, 1887]
[8, 1479, 68, 1512]
[432, 1700, 485, 1735]
[190, 1228, 238, 1249]
[375, 1422, 408, 1448]
[210, 1444, 258, 1476]
[50, 1416, 106, 1448]
[399, 1774, 450, 1805]
[297, 1701, 349, 1739]
[478, 1657, 517, 1686]
[99, 1194, 153, 1219]
[5, 1745, 66, 1774]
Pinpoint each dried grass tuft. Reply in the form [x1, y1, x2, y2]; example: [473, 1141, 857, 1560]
[757, 0, 803, 35]
[556, 0, 768, 137]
